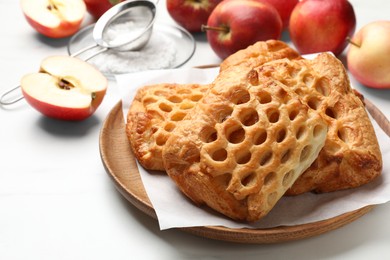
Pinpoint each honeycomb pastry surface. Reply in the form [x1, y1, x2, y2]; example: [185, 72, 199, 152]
[258, 53, 383, 195]
[125, 42, 383, 221]
[162, 62, 328, 221]
[126, 40, 301, 171]
[126, 83, 210, 170]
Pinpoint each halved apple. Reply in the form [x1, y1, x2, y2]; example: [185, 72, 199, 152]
[20, 0, 86, 38]
[21, 56, 108, 121]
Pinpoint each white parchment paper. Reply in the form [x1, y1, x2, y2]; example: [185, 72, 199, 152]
[116, 67, 390, 230]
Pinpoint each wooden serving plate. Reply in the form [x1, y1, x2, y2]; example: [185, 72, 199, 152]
[99, 99, 389, 244]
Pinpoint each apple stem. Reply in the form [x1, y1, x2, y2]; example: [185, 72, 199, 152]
[109, 0, 122, 4]
[346, 37, 361, 48]
[201, 25, 230, 33]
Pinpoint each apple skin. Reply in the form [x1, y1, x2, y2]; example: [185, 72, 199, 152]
[347, 21, 390, 89]
[21, 56, 108, 121]
[205, 0, 282, 60]
[20, 0, 86, 38]
[83, 0, 122, 20]
[166, 0, 223, 33]
[289, 0, 356, 56]
[22, 88, 104, 121]
[261, 0, 299, 29]
[22, 15, 83, 39]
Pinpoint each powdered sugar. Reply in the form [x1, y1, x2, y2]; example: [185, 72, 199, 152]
[90, 29, 177, 75]
[103, 20, 145, 46]
[68, 23, 195, 76]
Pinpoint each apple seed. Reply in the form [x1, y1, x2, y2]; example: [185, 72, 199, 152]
[58, 79, 74, 90]
[47, 4, 58, 11]
[46, 0, 65, 16]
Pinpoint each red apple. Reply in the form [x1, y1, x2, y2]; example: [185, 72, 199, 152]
[20, 0, 86, 38]
[166, 0, 223, 33]
[203, 0, 282, 60]
[347, 21, 390, 89]
[21, 56, 108, 121]
[289, 0, 356, 56]
[261, 0, 299, 29]
[83, 0, 122, 20]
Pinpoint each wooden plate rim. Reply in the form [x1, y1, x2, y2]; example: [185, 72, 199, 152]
[99, 99, 389, 243]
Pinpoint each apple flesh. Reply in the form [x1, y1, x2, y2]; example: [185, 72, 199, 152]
[289, 0, 356, 56]
[166, 0, 222, 33]
[21, 56, 108, 121]
[204, 0, 282, 60]
[83, 0, 122, 20]
[347, 21, 390, 89]
[261, 0, 298, 29]
[21, 0, 86, 38]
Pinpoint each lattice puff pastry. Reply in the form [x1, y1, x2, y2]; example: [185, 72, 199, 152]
[257, 53, 383, 195]
[126, 83, 210, 170]
[126, 40, 301, 171]
[162, 65, 328, 221]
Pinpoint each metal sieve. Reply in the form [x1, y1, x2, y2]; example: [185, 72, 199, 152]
[71, 0, 157, 60]
[0, 0, 157, 105]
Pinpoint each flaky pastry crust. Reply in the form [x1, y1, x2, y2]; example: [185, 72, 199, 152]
[125, 40, 383, 221]
[162, 59, 328, 221]
[275, 53, 383, 194]
[126, 83, 209, 170]
[127, 40, 301, 171]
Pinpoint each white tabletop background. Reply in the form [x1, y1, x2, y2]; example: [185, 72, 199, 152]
[0, 0, 389, 259]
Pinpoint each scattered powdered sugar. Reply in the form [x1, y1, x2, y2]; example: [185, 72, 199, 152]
[89, 29, 177, 75]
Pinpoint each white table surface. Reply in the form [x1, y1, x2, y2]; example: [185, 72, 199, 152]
[1, 0, 389, 259]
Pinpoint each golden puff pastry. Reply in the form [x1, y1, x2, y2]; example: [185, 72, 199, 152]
[219, 39, 301, 72]
[162, 63, 327, 221]
[127, 40, 301, 171]
[125, 41, 383, 221]
[126, 83, 210, 170]
[257, 53, 383, 195]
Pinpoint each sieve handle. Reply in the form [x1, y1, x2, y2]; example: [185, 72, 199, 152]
[70, 43, 108, 62]
[80, 47, 108, 62]
[70, 43, 99, 58]
[0, 85, 23, 106]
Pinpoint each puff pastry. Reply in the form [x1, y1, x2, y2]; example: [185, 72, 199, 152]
[162, 59, 327, 221]
[125, 41, 383, 221]
[127, 40, 300, 171]
[265, 53, 382, 194]
[126, 83, 210, 170]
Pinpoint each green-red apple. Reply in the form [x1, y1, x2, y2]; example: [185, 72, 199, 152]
[166, 0, 222, 33]
[289, 0, 356, 56]
[21, 0, 86, 38]
[21, 56, 108, 121]
[347, 21, 390, 89]
[203, 0, 282, 60]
